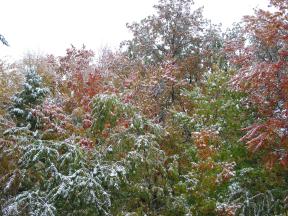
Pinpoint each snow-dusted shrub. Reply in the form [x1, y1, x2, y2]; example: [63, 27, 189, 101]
[1, 136, 125, 216]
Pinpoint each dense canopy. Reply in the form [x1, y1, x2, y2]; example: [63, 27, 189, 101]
[0, 0, 287, 215]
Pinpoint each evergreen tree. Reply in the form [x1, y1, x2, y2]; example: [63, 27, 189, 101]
[9, 68, 49, 130]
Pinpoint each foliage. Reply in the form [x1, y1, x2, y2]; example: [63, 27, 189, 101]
[0, 134, 124, 216]
[0, 60, 23, 116]
[120, 0, 226, 125]
[1, 0, 288, 215]
[167, 68, 253, 214]
[9, 68, 49, 130]
[217, 167, 288, 216]
[122, 0, 205, 65]
[226, 0, 288, 167]
[92, 94, 192, 215]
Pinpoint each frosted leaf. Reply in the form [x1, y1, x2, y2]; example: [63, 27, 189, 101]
[110, 169, 117, 177]
[10, 108, 24, 115]
[2, 191, 56, 216]
[11, 96, 23, 104]
[23, 83, 32, 90]
[228, 182, 242, 194]
[135, 135, 151, 148]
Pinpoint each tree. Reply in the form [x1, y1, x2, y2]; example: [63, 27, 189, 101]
[122, 0, 205, 65]
[57, 46, 106, 113]
[118, 0, 226, 125]
[9, 68, 49, 130]
[226, 0, 288, 168]
[91, 94, 191, 215]
[170, 68, 255, 215]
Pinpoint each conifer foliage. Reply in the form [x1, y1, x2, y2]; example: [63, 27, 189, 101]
[9, 68, 49, 130]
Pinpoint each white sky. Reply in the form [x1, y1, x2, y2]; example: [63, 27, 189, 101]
[0, 0, 269, 59]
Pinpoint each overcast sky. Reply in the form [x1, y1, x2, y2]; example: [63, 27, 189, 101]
[0, 0, 269, 59]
